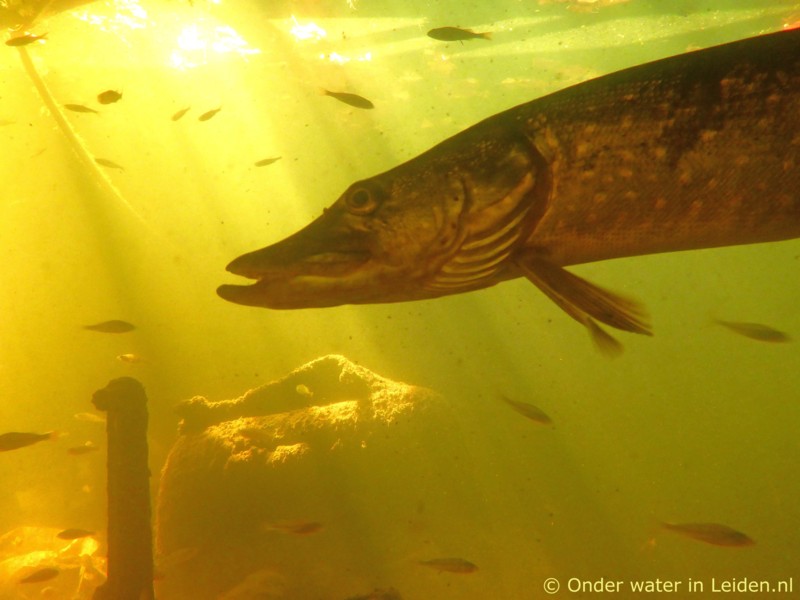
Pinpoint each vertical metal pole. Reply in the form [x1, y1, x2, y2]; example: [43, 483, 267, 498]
[92, 377, 155, 600]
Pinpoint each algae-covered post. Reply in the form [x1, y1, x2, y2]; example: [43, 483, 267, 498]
[91, 377, 155, 600]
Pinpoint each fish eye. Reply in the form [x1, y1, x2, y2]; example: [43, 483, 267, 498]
[345, 186, 378, 215]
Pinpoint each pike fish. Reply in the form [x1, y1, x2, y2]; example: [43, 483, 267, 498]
[218, 30, 800, 353]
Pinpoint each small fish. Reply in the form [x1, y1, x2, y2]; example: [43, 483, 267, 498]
[262, 520, 323, 535]
[63, 104, 98, 114]
[94, 157, 125, 170]
[254, 157, 282, 167]
[322, 89, 374, 110]
[83, 320, 136, 333]
[713, 319, 791, 343]
[418, 558, 478, 574]
[346, 588, 403, 600]
[56, 528, 95, 540]
[198, 107, 222, 122]
[117, 353, 144, 364]
[295, 384, 313, 398]
[171, 107, 190, 121]
[501, 395, 553, 425]
[97, 89, 122, 104]
[427, 27, 492, 42]
[0, 431, 57, 452]
[661, 522, 755, 547]
[19, 567, 60, 584]
[67, 442, 99, 456]
[5, 33, 47, 47]
[74, 412, 106, 424]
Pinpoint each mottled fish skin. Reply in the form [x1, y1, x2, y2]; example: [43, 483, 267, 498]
[661, 522, 755, 547]
[219, 30, 800, 351]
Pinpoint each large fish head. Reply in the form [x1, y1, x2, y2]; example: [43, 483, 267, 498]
[217, 129, 549, 308]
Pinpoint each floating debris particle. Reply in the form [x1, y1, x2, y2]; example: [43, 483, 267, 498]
[83, 320, 136, 333]
[117, 353, 144, 364]
[295, 384, 313, 398]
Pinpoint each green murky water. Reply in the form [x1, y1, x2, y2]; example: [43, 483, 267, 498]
[1, 0, 799, 598]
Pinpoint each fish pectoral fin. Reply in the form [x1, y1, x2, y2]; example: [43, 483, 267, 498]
[516, 257, 652, 355]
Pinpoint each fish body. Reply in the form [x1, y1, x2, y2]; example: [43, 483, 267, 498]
[427, 27, 491, 42]
[255, 157, 282, 167]
[94, 157, 125, 170]
[83, 319, 135, 333]
[219, 30, 800, 351]
[661, 522, 755, 547]
[0, 431, 56, 452]
[63, 104, 98, 114]
[262, 520, 323, 535]
[713, 319, 791, 342]
[501, 395, 552, 425]
[198, 107, 221, 122]
[322, 89, 374, 109]
[97, 89, 122, 104]
[418, 557, 478, 573]
[56, 528, 95, 540]
[5, 33, 47, 46]
[67, 442, 99, 455]
[18, 567, 59, 583]
[172, 107, 191, 121]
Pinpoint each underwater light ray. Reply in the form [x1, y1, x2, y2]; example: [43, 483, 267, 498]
[15, 45, 154, 234]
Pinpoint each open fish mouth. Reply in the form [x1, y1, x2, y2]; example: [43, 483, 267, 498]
[217, 247, 373, 309]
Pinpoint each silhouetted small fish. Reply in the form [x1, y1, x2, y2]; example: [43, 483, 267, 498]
[322, 89, 374, 110]
[501, 395, 553, 425]
[19, 567, 60, 584]
[117, 353, 144, 364]
[171, 107, 190, 121]
[418, 558, 477, 573]
[346, 588, 403, 600]
[198, 107, 221, 121]
[64, 104, 98, 114]
[5, 33, 47, 47]
[94, 157, 125, 170]
[427, 27, 491, 42]
[67, 442, 99, 456]
[83, 320, 136, 333]
[713, 319, 791, 343]
[0, 431, 57, 452]
[74, 412, 106, 424]
[254, 157, 282, 167]
[56, 528, 95, 540]
[661, 522, 755, 547]
[97, 89, 122, 104]
[262, 520, 323, 535]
